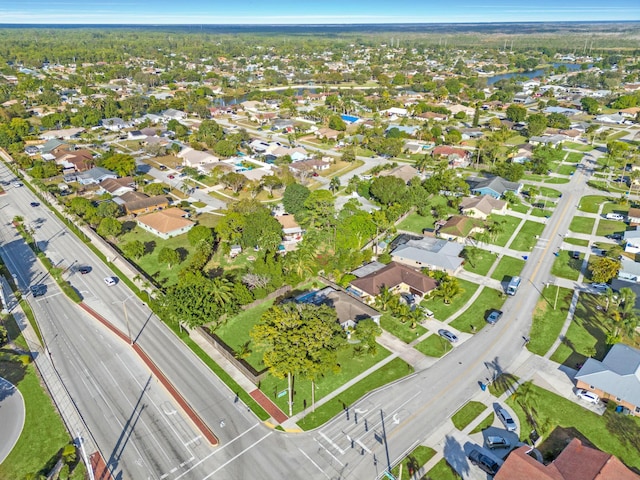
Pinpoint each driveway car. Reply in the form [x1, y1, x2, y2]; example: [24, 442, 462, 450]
[486, 310, 503, 324]
[104, 277, 117, 286]
[497, 407, 517, 431]
[571, 251, 580, 260]
[438, 329, 459, 343]
[468, 449, 499, 475]
[30, 202, 40, 207]
[575, 389, 600, 404]
[487, 436, 511, 449]
[591, 283, 611, 292]
[78, 266, 91, 274]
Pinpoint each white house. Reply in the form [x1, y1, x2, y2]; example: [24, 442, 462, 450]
[624, 228, 640, 255]
[177, 147, 219, 169]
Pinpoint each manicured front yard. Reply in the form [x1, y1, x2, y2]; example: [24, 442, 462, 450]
[415, 334, 452, 357]
[578, 195, 609, 213]
[462, 249, 497, 276]
[564, 142, 594, 152]
[563, 237, 589, 247]
[568, 216, 595, 234]
[297, 357, 413, 430]
[527, 286, 574, 356]
[601, 203, 630, 215]
[487, 214, 523, 247]
[450, 287, 505, 333]
[490, 255, 526, 282]
[509, 220, 545, 251]
[397, 212, 434, 234]
[551, 250, 583, 281]
[426, 458, 461, 480]
[391, 446, 436, 478]
[381, 313, 427, 344]
[538, 186, 562, 198]
[507, 383, 640, 470]
[596, 218, 626, 237]
[452, 401, 487, 430]
[421, 279, 479, 321]
[470, 412, 495, 434]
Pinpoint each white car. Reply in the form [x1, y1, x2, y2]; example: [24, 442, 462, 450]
[575, 389, 600, 404]
[104, 277, 117, 287]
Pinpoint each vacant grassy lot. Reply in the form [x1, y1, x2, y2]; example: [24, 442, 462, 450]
[421, 279, 479, 322]
[381, 313, 428, 344]
[450, 287, 505, 333]
[391, 446, 436, 478]
[507, 383, 640, 470]
[509, 221, 545, 251]
[556, 164, 576, 176]
[527, 286, 574, 356]
[596, 219, 625, 237]
[490, 255, 526, 282]
[578, 195, 609, 213]
[462, 249, 497, 276]
[551, 250, 583, 281]
[298, 357, 412, 430]
[487, 214, 523, 247]
[601, 203, 630, 215]
[397, 212, 433, 234]
[569, 216, 595, 234]
[415, 334, 452, 357]
[452, 401, 487, 430]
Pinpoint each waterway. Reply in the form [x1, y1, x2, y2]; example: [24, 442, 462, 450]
[486, 62, 589, 85]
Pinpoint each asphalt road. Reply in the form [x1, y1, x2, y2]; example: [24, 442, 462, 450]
[0, 376, 25, 465]
[0, 149, 598, 480]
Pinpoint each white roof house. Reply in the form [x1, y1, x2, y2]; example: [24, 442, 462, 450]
[177, 147, 219, 169]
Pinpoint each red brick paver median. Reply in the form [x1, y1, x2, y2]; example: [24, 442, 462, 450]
[249, 389, 288, 424]
[90, 451, 113, 480]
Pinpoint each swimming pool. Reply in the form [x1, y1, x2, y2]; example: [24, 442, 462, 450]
[295, 291, 317, 303]
[341, 114, 359, 123]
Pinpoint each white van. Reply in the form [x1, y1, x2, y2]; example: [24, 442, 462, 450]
[605, 213, 625, 221]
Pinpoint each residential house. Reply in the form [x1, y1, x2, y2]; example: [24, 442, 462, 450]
[299, 287, 381, 329]
[271, 119, 295, 132]
[390, 236, 464, 275]
[249, 139, 271, 153]
[466, 175, 522, 199]
[575, 343, 640, 417]
[40, 138, 67, 155]
[627, 207, 640, 226]
[348, 261, 438, 302]
[270, 146, 308, 161]
[460, 195, 507, 219]
[404, 142, 430, 155]
[596, 113, 628, 124]
[289, 158, 330, 175]
[161, 109, 187, 121]
[431, 146, 470, 168]
[128, 130, 146, 140]
[618, 257, 640, 283]
[120, 192, 170, 216]
[101, 117, 130, 131]
[378, 165, 420, 184]
[351, 261, 386, 278]
[437, 215, 484, 242]
[624, 228, 640, 255]
[315, 127, 340, 141]
[136, 208, 194, 239]
[178, 147, 219, 170]
[381, 107, 408, 117]
[335, 192, 380, 213]
[494, 438, 639, 480]
[40, 127, 85, 140]
[275, 215, 303, 244]
[76, 167, 118, 185]
[529, 135, 567, 147]
[97, 177, 135, 197]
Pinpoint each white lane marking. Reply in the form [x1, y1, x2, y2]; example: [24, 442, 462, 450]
[355, 438, 371, 454]
[184, 436, 201, 447]
[319, 431, 345, 455]
[298, 448, 331, 479]
[314, 438, 345, 467]
[200, 432, 273, 480]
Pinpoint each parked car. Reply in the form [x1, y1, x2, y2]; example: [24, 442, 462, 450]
[571, 251, 580, 260]
[438, 329, 459, 343]
[575, 389, 600, 404]
[467, 449, 499, 475]
[497, 407, 517, 431]
[606, 233, 623, 240]
[104, 277, 117, 286]
[487, 436, 511, 449]
[30, 202, 40, 207]
[78, 266, 91, 274]
[605, 213, 625, 221]
[486, 310, 503, 324]
[591, 283, 610, 292]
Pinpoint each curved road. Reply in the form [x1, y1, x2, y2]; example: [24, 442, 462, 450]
[0, 376, 25, 464]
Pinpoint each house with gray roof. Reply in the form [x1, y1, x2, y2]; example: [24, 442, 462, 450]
[623, 228, 640, 255]
[391, 236, 464, 274]
[575, 343, 640, 416]
[618, 257, 640, 283]
[76, 167, 117, 185]
[466, 175, 522, 199]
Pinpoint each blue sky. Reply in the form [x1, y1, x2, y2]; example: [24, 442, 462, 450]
[1, 0, 639, 24]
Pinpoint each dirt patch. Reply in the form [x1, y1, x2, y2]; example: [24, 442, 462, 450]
[537, 426, 594, 463]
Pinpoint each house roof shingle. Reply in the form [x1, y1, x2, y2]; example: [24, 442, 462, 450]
[136, 208, 194, 234]
[350, 262, 437, 297]
[460, 195, 507, 215]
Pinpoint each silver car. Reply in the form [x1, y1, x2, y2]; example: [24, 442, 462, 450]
[497, 407, 517, 431]
[438, 329, 459, 343]
[487, 436, 510, 449]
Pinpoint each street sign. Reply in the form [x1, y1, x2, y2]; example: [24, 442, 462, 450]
[277, 389, 288, 398]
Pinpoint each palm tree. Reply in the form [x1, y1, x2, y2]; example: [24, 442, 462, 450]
[329, 176, 341, 193]
[375, 286, 395, 311]
[208, 277, 233, 306]
[435, 277, 462, 305]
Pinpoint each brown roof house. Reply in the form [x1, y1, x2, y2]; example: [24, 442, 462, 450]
[97, 177, 135, 197]
[378, 164, 420, 184]
[118, 191, 170, 216]
[628, 207, 640, 226]
[494, 438, 639, 480]
[349, 262, 438, 302]
[460, 195, 508, 219]
[136, 208, 194, 239]
[432, 146, 471, 168]
[275, 214, 303, 244]
[300, 287, 381, 329]
[437, 215, 485, 242]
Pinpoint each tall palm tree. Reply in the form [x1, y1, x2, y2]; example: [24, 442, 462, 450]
[208, 277, 233, 306]
[375, 286, 395, 311]
[435, 277, 462, 305]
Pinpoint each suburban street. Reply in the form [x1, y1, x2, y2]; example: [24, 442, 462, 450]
[0, 147, 612, 480]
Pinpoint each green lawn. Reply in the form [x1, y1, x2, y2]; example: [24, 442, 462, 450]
[0, 340, 85, 479]
[596, 219, 625, 237]
[491, 255, 526, 282]
[450, 287, 506, 333]
[550, 293, 613, 367]
[421, 279, 479, 321]
[487, 214, 523, 247]
[391, 446, 436, 478]
[578, 195, 609, 213]
[505, 134, 526, 145]
[564, 237, 590, 247]
[506, 383, 640, 470]
[564, 142, 594, 152]
[522, 173, 546, 182]
[601, 203, 630, 215]
[297, 357, 413, 430]
[527, 286, 574, 356]
[426, 458, 462, 480]
[509, 203, 530, 214]
[551, 250, 583, 281]
[539, 186, 562, 198]
[462, 249, 497, 276]
[489, 373, 520, 397]
[569, 216, 595, 234]
[452, 401, 487, 430]
[565, 152, 584, 163]
[381, 313, 428, 344]
[607, 130, 630, 141]
[470, 412, 495, 434]
[509, 221, 546, 251]
[415, 334, 452, 357]
[530, 208, 554, 218]
[397, 212, 433, 234]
